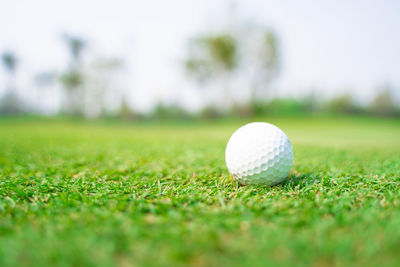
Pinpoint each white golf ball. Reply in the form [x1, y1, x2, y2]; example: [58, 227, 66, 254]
[225, 122, 293, 185]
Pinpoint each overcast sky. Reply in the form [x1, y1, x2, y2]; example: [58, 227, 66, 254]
[1, 0, 399, 111]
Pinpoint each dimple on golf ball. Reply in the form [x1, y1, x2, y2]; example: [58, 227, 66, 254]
[225, 122, 293, 185]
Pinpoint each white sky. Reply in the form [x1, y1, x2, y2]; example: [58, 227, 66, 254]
[0, 0, 400, 111]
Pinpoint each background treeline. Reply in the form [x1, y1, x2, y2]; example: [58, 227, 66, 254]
[147, 91, 400, 120]
[1, 23, 399, 120]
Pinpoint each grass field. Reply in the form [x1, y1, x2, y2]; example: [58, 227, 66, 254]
[0, 116, 400, 266]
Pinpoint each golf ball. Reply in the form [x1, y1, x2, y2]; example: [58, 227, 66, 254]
[225, 122, 293, 185]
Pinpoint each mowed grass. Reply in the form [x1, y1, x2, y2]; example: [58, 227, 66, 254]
[0, 116, 399, 266]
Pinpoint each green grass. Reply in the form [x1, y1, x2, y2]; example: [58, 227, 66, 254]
[0, 116, 399, 267]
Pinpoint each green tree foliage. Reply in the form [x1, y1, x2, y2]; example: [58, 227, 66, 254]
[185, 34, 237, 81]
[184, 33, 238, 108]
[204, 34, 237, 71]
[60, 71, 84, 91]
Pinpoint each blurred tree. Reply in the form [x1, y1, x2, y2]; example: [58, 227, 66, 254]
[60, 34, 86, 115]
[63, 35, 86, 68]
[0, 51, 19, 114]
[59, 70, 83, 114]
[184, 33, 238, 108]
[324, 93, 361, 114]
[249, 30, 279, 100]
[83, 57, 124, 118]
[33, 71, 57, 113]
[369, 86, 398, 116]
[198, 105, 223, 119]
[152, 103, 192, 120]
[184, 24, 280, 113]
[119, 98, 139, 120]
[1, 52, 17, 74]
